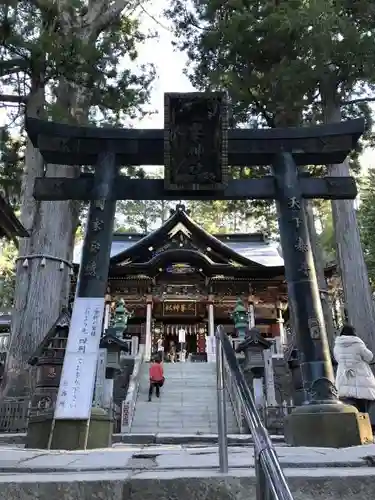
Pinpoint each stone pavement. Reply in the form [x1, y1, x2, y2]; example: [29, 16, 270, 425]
[130, 363, 238, 434]
[0, 444, 375, 499]
[0, 442, 374, 473]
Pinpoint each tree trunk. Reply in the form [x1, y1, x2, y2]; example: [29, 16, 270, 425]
[2, 163, 77, 397]
[1, 0, 134, 398]
[1, 84, 80, 398]
[304, 200, 336, 350]
[322, 87, 375, 352]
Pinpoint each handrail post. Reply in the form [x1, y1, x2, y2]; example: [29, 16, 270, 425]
[216, 331, 228, 473]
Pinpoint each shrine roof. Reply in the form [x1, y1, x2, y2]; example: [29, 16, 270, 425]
[236, 328, 274, 351]
[0, 195, 28, 242]
[73, 213, 283, 270]
[100, 333, 129, 351]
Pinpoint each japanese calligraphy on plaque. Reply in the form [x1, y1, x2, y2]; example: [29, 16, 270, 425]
[162, 301, 196, 317]
[54, 297, 105, 420]
[164, 92, 228, 191]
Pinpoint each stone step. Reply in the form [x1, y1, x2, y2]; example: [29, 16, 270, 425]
[0, 445, 373, 500]
[112, 433, 286, 446]
[130, 362, 238, 434]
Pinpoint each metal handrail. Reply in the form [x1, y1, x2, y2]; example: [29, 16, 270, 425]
[215, 326, 294, 500]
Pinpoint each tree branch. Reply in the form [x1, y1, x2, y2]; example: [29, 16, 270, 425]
[86, 0, 142, 36]
[0, 94, 27, 104]
[0, 58, 29, 78]
[340, 97, 375, 106]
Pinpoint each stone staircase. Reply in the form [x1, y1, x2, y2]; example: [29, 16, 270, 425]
[130, 362, 239, 434]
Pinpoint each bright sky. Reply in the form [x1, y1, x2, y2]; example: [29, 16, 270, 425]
[131, 1, 194, 129]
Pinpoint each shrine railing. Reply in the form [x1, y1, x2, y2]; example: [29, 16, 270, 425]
[222, 356, 244, 432]
[120, 344, 144, 433]
[216, 326, 294, 500]
[0, 397, 30, 433]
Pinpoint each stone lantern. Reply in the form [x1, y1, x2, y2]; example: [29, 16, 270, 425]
[236, 327, 274, 412]
[231, 298, 249, 341]
[111, 299, 131, 338]
[97, 332, 130, 411]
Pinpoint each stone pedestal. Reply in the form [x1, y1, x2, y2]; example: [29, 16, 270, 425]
[285, 403, 373, 448]
[26, 407, 113, 450]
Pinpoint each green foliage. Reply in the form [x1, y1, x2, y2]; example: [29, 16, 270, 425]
[0, 1, 156, 124]
[115, 168, 173, 233]
[115, 198, 172, 233]
[166, 0, 375, 125]
[358, 168, 375, 286]
[0, 128, 23, 208]
[0, 240, 17, 307]
[314, 200, 336, 262]
[165, 0, 375, 240]
[0, 1, 157, 309]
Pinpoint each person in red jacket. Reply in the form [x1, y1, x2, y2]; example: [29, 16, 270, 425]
[148, 357, 164, 401]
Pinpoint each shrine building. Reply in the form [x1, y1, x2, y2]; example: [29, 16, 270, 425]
[72, 204, 292, 360]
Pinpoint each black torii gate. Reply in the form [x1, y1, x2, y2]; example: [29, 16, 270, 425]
[26, 92, 369, 448]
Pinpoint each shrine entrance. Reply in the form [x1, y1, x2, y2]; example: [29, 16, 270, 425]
[153, 321, 208, 360]
[28, 91, 365, 447]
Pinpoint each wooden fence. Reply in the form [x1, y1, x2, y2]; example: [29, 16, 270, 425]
[0, 398, 30, 433]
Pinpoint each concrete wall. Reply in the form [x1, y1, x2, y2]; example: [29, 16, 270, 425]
[1, 472, 374, 500]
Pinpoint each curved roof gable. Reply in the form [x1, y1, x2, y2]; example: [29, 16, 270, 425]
[110, 205, 269, 270]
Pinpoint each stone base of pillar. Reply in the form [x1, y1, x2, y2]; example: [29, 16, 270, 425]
[284, 403, 373, 448]
[26, 408, 113, 450]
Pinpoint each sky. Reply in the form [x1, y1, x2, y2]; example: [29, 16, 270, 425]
[130, 2, 194, 129]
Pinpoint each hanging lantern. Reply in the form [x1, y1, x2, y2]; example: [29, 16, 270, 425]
[40, 257, 46, 267]
[59, 261, 64, 271]
[22, 258, 29, 268]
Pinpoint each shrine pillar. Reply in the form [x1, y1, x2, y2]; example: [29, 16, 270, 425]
[248, 295, 256, 328]
[206, 296, 216, 363]
[103, 291, 112, 331]
[131, 335, 139, 357]
[145, 296, 153, 362]
[263, 348, 277, 406]
[274, 302, 286, 357]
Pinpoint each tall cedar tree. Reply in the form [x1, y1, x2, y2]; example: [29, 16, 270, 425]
[358, 168, 375, 287]
[0, 0, 155, 396]
[166, 0, 375, 351]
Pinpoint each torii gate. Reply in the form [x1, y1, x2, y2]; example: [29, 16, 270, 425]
[26, 92, 368, 448]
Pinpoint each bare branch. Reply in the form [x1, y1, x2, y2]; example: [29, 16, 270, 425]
[340, 97, 375, 106]
[0, 58, 29, 78]
[0, 94, 27, 104]
[86, 0, 142, 36]
[27, 0, 56, 11]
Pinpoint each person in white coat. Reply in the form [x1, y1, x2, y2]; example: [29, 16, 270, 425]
[333, 324, 375, 413]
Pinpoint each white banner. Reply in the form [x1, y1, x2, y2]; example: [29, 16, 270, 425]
[54, 297, 105, 420]
[178, 329, 186, 343]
